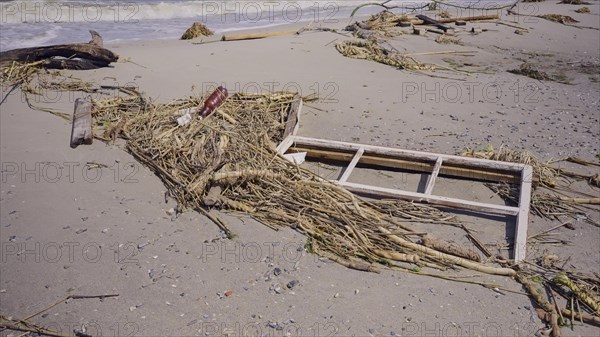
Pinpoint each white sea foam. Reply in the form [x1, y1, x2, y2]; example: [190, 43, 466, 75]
[0, 0, 509, 50]
[0, 24, 62, 50]
[0, 0, 387, 24]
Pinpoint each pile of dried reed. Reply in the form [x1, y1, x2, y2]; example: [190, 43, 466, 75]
[336, 40, 436, 70]
[508, 62, 553, 81]
[86, 90, 523, 276]
[540, 14, 579, 24]
[463, 145, 559, 186]
[344, 11, 411, 40]
[1, 61, 101, 118]
[0, 61, 43, 89]
[516, 259, 600, 333]
[463, 145, 599, 225]
[359, 10, 412, 31]
[435, 34, 463, 45]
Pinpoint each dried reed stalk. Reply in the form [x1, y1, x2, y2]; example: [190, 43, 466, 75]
[421, 234, 481, 262]
[553, 273, 600, 315]
[85, 89, 522, 276]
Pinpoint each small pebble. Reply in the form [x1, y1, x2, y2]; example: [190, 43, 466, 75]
[286, 280, 299, 289]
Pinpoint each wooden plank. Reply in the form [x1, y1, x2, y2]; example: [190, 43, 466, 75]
[282, 96, 302, 140]
[290, 136, 527, 172]
[410, 15, 500, 26]
[424, 157, 443, 195]
[416, 14, 451, 32]
[221, 30, 297, 41]
[338, 181, 520, 216]
[514, 165, 533, 262]
[339, 147, 364, 183]
[277, 96, 302, 155]
[70, 98, 93, 148]
[276, 136, 295, 155]
[289, 146, 521, 184]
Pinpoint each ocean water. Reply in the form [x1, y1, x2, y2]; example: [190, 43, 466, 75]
[0, 0, 507, 51]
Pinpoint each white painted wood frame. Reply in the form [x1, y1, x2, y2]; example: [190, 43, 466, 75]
[278, 135, 532, 262]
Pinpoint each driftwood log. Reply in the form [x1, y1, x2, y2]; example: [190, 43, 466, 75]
[70, 98, 93, 148]
[421, 235, 482, 262]
[0, 30, 118, 70]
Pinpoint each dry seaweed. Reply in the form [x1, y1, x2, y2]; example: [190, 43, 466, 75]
[181, 22, 214, 40]
[508, 62, 553, 81]
[360, 10, 412, 30]
[345, 10, 410, 40]
[336, 40, 437, 70]
[485, 182, 597, 224]
[464, 145, 599, 226]
[559, 0, 590, 4]
[0, 61, 44, 90]
[0, 61, 112, 119]
[463, 145, 560, 186]
[438, 10, 451, 18]
[574, 6, 591, 13]
[435, 34, 463, 45]
[539, 14, 579, 24]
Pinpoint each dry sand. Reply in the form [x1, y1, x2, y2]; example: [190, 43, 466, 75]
[1, 2, 599, 337]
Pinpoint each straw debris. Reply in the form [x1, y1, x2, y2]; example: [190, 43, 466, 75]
[463, 145, 599, 226]
[181, 22, 214, 40]
[345, 11, 410, 39]
[435, 34, 463, 45]
[5, 65, 598, 279]
[359, 10, 412, 30]
[336, 40, 436, 70]
[508, 62, 553, 81]
[553, 273, 600, 315]
[78, 88, 529, 276]
[574, 7, 591, 13]
[539, 14, 579, 24]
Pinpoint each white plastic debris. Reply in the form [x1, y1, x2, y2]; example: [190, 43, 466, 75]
[177, 113, 192, 126]
[283, 152, 306, 165]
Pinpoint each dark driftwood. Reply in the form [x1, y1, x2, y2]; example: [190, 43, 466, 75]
[416, 15, 450, 32]
[0, 30, 118, 69]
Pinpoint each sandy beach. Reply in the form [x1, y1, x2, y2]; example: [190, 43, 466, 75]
[1, 1, 599, 336]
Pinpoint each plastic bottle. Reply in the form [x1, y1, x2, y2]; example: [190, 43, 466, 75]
[198, 86, 229, 118]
